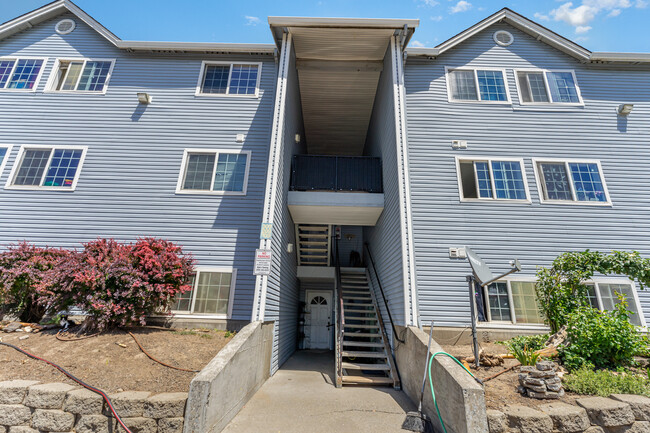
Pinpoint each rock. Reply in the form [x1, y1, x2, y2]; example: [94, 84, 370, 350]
[18, 335, 28, 340]
[504, 405, 554, 433]
[24, 383, 76, 409]
[608, 421, 650, 433]
[539, 402, 590, 433]
[144, 392, 187, 418]
[517, 385, 526, 394]
[584, 426, 605, 433]
[529, 369, 557, 378]
[486, 409, 507, 433]
[577, 396, 635, 427]
[520, 366, 536, 374]
[115, 417, 158, 433]
[536, 361, 557, 371]
[23, 326, 32, 333]
[31, 409, 75, 431]
[7, 428, 38, 433]
[158, 417, 184, 433]
[526, 384, 548, 393]
[634, 357, 650, 368]
[524, 377, 545, 387]
[0, 404, 32, 426]
[611, 394, 650, 421]
[528, 389, 563, 399]
[0, 380, 40, 404]
[2, 322, 21, 333]
[547, 382, 563, 392]
[64, 388, 104, 414]
[545, 377, 561, 385]
[108, 391, 151, 418]
[75, 414, 111, 433]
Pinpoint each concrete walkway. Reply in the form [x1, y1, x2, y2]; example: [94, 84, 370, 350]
[223, 350, 416, 433]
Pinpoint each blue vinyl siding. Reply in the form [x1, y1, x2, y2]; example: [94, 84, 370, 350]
[0, 13, 276, 321]
[405, 22, 650, 328]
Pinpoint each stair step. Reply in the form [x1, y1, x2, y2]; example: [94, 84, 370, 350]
[342, 296, 371, 301]
[301, 248, 328, 252]
[342, 362, 390, 371]
[343, 303, 373, 307]
[342, 292, 369, 297]
[341, 376, 394, 385]
[299, 241, 327, 245]
[343, 309, 376, 314]
[343, 351, 387, 358]
[299, 234, 328, 238]
[342, 341, 384, 348]
[344, 316, 378, 322]
[344, 324, 379, 329]
[343, 332, 381, 338]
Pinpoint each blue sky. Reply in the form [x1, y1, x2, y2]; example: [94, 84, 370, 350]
[2, 0, 649, 52]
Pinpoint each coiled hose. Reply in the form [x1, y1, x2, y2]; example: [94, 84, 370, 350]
[428, 351, 481, 433]
[0, 342, 133, 433]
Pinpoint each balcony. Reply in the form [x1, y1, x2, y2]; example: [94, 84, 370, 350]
[288, 155, 384, 226]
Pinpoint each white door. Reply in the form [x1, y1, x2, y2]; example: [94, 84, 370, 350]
[307, 291, 332, 349]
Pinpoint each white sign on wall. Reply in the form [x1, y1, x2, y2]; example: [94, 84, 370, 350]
[253, 249, 272, 276]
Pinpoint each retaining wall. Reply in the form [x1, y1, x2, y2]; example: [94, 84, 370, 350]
[0, 380, 187, 432]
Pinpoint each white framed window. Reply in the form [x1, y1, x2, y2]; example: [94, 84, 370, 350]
[45, 58, 115, 94]
[445, 67, 511, 103]
[514, 69, 583, 105]
[195, 62, 262, 97]
[455, 156, 531, 202]
[172, 267, 236, 318]
[5, 145, 88, 191]
[532, 158, 611, 205]
[585, 280, 645, 327]
[0, 57, 47, 92]
[176, 149, 251, 195]
[0, 145, 12, 178]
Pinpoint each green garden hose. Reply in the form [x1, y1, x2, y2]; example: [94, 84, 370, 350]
[427, 351, 481, 433]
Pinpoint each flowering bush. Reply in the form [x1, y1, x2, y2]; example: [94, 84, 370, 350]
[0, 238, 195, 330]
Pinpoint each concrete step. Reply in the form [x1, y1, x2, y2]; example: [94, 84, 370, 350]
[341, 376, 394, 385]
[342, 362, 390, 371]
[342, 351, 387, 358]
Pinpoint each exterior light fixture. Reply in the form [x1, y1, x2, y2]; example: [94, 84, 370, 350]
[137, 92, 152, 104]
[618, 104, 634, 116]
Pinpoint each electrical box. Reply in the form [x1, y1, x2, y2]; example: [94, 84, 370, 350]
[236, 134, 245, 143]
[449, 247, 467, 259]
[451, 140, 468, 149]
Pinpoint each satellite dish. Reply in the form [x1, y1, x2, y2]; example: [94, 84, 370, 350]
[465, 247, 494, 286]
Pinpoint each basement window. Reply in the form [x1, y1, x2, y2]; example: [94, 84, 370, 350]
[586, 282, 643, 326]
[0, 58, 46, 91]
[196, 62, 261, 96]
[5, 145, 87, 191]
[172, 268, 236, 317]
[457, 157, 530, 202]
[515, 69, 582, 105]
[48, 59, 115, 93]
[446, 67, 510, 103]
[176, 149, 251, 195]
[533, 159, 610, 205]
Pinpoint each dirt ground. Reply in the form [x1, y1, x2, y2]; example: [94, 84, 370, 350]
[441, 342, 581, 410]
[0, 326, 233, 393]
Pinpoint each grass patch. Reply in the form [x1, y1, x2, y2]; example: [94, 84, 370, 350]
[171, 330, 198, 336]
[564, 367, 650, 398]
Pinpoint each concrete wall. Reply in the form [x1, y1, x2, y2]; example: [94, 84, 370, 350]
[183, 321, 274, 433]
[395, 325, 487, 433]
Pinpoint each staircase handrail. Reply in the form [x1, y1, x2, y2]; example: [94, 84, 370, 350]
[334, 236, 344, 387]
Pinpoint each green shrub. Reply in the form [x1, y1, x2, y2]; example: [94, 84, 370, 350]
[564, 367, 650, 397]
[499, 334, 549, 354]
[561, 297, 646, 371]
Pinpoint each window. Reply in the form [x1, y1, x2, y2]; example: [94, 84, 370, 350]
[47, 59, 115, 93]
[446, 68, 510, 103]
[172, 269, 236, 317]
[482, 280, 544, 324]
[196, 62, 261, 96]
[457, 157, 530, 202]
[515, 70, 582, 104]
[533, 159, 610, 205]
[0, 58, 46, 91]
[5, 146, 87, 190]
[586, 282, 643, 326]
[0, 145, 11, 178]
[176, 149, 251, 195]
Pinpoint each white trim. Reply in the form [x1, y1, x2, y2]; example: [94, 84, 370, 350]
[4, 144, 88, 191]
[513, 68, 584, 106]
[0, 57, 48, 92]
[175, 148, 252, 196]
[268, 16, 419, 28]
[55, 18, 76, 35]
[195, 61, 262, 98]
[445, 66, 512, 105]
[171, 266, 237, 319]
[455, 156, 532, 203]
[305, 290, 334, 350]
[0, 145, 13, 179]
[44, 58, 116, 95]
[532, 157, 612, 206]
[493, 30, 514, 47]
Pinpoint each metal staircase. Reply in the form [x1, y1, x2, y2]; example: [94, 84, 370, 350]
[336, 267, 400, 388]
[296, 224, 331, 266]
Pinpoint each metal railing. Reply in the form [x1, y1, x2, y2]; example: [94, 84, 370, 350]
[334, 237, 344, 388]
[290, 155, 383, 193]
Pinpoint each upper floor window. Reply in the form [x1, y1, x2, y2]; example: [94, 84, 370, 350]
[515, 69, 582, 105]
[533, 159, 610, 205]
[172, 268, 236, 317]
[446, 68, 510, 103]
[196, 62, 261, 97]
[5, 145, 87, 191]
[0, 58, 46, 91]
[176, 149, 251, 195]
[456, 157, 530, 202]
[0, 145, 12, 178]
[47, 59, 115, 93]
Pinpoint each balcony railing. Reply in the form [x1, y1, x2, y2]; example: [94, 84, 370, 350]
[290, 155, 383, 193]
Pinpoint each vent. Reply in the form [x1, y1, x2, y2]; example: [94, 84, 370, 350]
[493, 30, 514, 47]
[55, 19, 76, 35]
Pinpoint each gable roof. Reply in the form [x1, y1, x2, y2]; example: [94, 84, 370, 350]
[406, 8, 650, 64]
[0, 0, 276, 55]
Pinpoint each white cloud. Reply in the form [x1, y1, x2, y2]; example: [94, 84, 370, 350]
[607, 8, 622, 15]
[449, 0, 472, 13]
[245, 16, 260, 26]
[575, 25, 592, 33]
[430, 15, 443, 21]
[410, 40, 425, 47]
[418, 0, 440, 6]
[636, 0, 648, 7]
[537, 0, 643, 32]
[534, 12, 550, 20]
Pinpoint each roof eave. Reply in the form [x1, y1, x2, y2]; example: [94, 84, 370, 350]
[590, 52, 650, 63]
[117, 41, 276, 54]
[268, 16, 419, 29]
